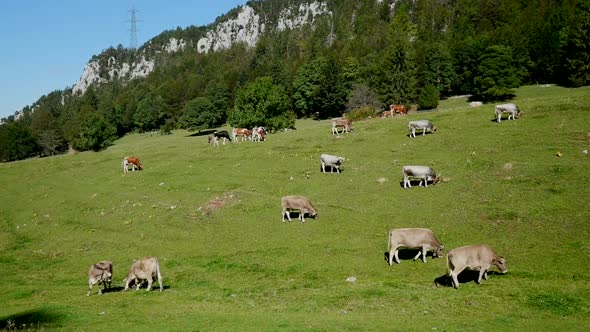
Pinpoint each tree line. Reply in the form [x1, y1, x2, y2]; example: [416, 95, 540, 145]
[1, 0, 589, 162]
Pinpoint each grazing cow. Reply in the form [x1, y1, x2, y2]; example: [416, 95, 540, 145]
[252, 126, 267, 142]
[381, 110, 394, 118]
[390, 104, 408, 116]
[387, 228, 444, 266]
[124, 256, 163, 292]
[281, 195, 317, 222]
[232, 128, 252, 142]
[402, 165, 440, 188]
[495, 103, 522, 123]
[208, 130, 232, 146]
[408, 120, 437, 138]
[122, 157, 143, 172]
[320, 154, 345, 173]
[87, 260, 113, 296]
[447, 244, 507, 289]
[332, 118, 353, 135]
[469, 101, 483, 107]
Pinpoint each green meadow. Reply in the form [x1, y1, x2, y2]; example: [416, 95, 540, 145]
[1, 85, 589, 331]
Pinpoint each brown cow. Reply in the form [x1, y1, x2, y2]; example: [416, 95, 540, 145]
[447, 244, 507, 289]
[124, 256, 163, 292]
[87, 260, 113, 296]
[331, 118, 353, 135]
[389, 104, 407, 116]
[281, 196, 317, 222]
[387, 228, 444, 266]
[232, 128, 252, 142]
[122, 156, 143, 172]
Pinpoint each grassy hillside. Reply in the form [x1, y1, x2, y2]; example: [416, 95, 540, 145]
[1, 85, 589, 331]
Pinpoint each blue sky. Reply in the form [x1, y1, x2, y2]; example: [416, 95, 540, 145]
[0, 0, 247, 119]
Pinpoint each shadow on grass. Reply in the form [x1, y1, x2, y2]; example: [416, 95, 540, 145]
[383, 251, 441, 264]
[319, 165, 345, 174]
[282, 211, 317, 222]
[434, 270, 505, 288]
[186, 129, 217, 137]
[0, 308, 65, 330]
[398, 180, 438, 189]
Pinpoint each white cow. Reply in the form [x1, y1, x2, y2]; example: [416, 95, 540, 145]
[281, 196, 317, 222]
[87, 260, 113, 296]
[320, 154, 345, 173]
[402, 166, 440, 188]
[387, 228, 444, 266]
[469, 101, 483, 107]
[408, 120, 437, 138]
[447, 244, 507, 289]
[124, 256, 163, 292]
[495, 103, 522, 122]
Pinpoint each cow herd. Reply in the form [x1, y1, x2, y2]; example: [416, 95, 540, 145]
[88, 256, 163, 296]
[104, 102, 520, 295]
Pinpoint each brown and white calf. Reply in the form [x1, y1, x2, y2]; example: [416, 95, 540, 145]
[281, 195, 317, 222]
[447, 244, 507, 289]
[232, 128, 252, 142]
[387, 228, 444, 266]
[408, 120, 437, 138]
[122, 157, 143, 172]
[124, 256, 163, 292]
[332, 118, 353, 135]
[402, 166, 440, 188]
[252, 126, 267, 142]
[390, 104, 408, 116]
[87, 260, 113, 296]
[495, 103, 522, 123]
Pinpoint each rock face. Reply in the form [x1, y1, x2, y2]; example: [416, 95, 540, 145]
[72, 2, 332, 95]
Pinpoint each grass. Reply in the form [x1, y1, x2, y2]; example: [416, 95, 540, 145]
[1, 85, 589, 331]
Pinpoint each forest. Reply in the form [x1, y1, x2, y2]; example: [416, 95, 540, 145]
[1, 0, 588, 162]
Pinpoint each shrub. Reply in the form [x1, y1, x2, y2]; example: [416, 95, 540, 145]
[417, 85, 439, 110]
[346, 106, 379, 121]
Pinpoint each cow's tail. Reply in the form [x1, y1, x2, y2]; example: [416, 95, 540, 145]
[155, 258, 163, 291]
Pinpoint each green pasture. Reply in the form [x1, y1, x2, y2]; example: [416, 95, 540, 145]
[1, 85, 589, 331]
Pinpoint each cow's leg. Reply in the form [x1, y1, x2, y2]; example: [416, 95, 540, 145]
[321, 162, 326, 173]
[394, 248, 401, 264]
[477, 269, 486, 284]
[421, 247, 427, 263]
[300, 211, 305, 223]
[124, 277, 131, 291]
[423, 177, 428, 187]
[482, 269, 489, 280]
[388, 250, 395, 266]
[88, 281, 94, 296]
[146, 276, 153, 291]
[223, 137, 227, 145]
[286, 210, 291, 222]
[423, 129, 426, 136]
[336, 165, 340, 173]
[412, 250, 422, 261]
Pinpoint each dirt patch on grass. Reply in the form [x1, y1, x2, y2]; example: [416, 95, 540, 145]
[197, 192, 237, 218]
[502, 162, 513, 171]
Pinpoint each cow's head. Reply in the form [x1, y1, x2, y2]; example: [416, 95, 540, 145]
[432, 127, 438, 133]
[516, 111, 523, 118]
[433, 244, 444, 258]
[433, 175, 440, 184]
[207, 135, 213, 144]
[495, 257, 508, 273]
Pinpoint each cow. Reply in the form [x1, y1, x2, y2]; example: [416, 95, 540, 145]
[402, 165, 440, 188]
[469, 101, 483, 107]
[232, 128, 252, 142]
[122, 157, 143, 173]
[390, 104, 408, 116]
[281, 195, 317, 222]
[332, 118, 353, 135]
[387, 228, 444, 266]
[447, 244, 507, 289]
[208, 130, 232, 146]
[252, 126, 267, 142]
[320, 154, 345, 173]
[124, 256, 163, 292]
[495, 103, 522, 123]
[408, 120, 437, 138]
[381, 110, 394, 118]
[87, 260, 113, 296]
